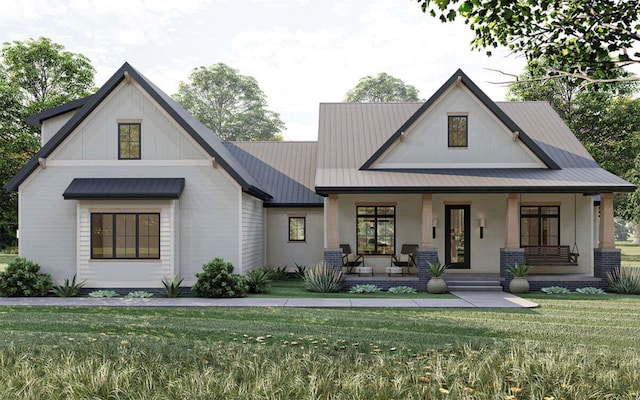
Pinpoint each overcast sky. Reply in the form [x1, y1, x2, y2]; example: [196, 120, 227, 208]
[1, 0, 534, 140]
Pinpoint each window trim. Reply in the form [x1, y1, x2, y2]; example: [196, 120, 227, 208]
[356, 205, 396, 255]
[118, 122, 141, 160]
[90, 212, 160, 259]
[447, 115, 468, 148]
[519, 205, 560, 247]
[288, 216, 306, 242]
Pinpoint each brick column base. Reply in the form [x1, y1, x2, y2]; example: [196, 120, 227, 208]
[500, 248, 525, 291]
[417, 248, 439, 289]
[594, 248, 621, 288]
[324, 248, 343, 273]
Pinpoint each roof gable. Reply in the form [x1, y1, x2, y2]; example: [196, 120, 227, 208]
[361, 69, 560, 170]
[5, 63, 271, 201]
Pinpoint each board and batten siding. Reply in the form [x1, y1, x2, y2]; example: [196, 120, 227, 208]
[77, 200, 174, 288]
[241, 193, 264, 273]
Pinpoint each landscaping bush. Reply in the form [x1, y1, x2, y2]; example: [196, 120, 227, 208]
[0, 257, 52, 297]
[388, 286, 417, 294]
[245, 269, 272, 294]
[541, 286, 571, 294]
[126, 291, 154, 298]
[607, 266, 640, 294]
[88, 290, 119, 298]
[161, 275, 184, 298]
[575, 287, 606, 295]
[265, 265, 288, 281]
[192, 257, 248, 298]
[349, 284, 381, 294]
[51, 275, 86, 297]
[294, 263, 307, 279]
[303, 263, 344, 293]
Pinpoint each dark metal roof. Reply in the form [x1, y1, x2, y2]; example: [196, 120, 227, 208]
[25, 95, 95, 127]
[63, 178, 185, 200]
[6, 62, 272, 202]
[224, 142, 323, 206]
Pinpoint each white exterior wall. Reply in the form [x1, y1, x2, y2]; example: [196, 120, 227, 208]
[241, 193, 264, 273]
[266, 208, 324, 268]
[329, 192, 593, 274]
[41, 111, 78, 146]
[18, 79, 245, 288]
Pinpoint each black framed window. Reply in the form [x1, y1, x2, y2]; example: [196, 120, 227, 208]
[357, 206, 395, 255]
[289, 216, 306, 241]
[520, 206, 560, 247]
[91, 213, 160, 259]
[118, 123, 141, 159]
[448, 115, 467, 147]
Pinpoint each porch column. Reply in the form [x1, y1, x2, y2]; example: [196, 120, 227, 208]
[327, 194, 339, 248]
[598, 193, 615, 249]
[420, 194, 433, 248]
[504, 193, 519, 249]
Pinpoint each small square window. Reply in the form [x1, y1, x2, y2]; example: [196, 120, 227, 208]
[119, 123, 141, 159]
[448, 116, 467, 147]
[289, 217, 306, 242]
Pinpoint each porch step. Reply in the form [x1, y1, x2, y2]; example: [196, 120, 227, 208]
[446, 279, 503, 292]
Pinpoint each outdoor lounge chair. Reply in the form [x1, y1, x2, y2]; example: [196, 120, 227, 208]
[387, 244, 418, 276]
[340, 244, 363, 274]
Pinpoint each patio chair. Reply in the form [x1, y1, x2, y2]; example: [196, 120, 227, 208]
[340, 244, 363, 274]
[387, 244, 418, 276]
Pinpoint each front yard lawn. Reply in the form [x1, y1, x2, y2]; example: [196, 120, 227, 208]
[1, 294, 639, 398]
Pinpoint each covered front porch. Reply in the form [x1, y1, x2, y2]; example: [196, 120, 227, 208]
[324, 192, 620, 291]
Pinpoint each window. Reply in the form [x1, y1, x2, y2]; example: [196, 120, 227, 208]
[520, 206, 559, 246]
[91, 213, 160, 259]
[289, 216, 306, 241]
[357, 206, 395, 255]
[448, 115, 467, 147]
[118, 123, 141, 159]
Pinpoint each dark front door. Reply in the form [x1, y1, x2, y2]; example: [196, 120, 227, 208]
[445, 205, 470, 269]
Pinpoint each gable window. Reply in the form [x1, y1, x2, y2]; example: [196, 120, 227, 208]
[289, 216, 306, 242]
[520, 206, 559, 246]
[357, 205, 395, 255]
[91, 213, 160, 259]
[118, 123, 141, 159]
[448, 115, 467, 147]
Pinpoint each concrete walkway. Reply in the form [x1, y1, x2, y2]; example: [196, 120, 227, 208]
[0, 291, 538, 308]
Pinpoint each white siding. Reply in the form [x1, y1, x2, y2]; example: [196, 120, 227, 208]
[266, 208, 324, 268]
[241, 193, 264, 273]
[376, 85, 544, 169]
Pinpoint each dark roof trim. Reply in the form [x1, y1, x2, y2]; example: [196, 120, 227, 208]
[5, 62, 272, 201]
[316, 185, 636, 195]
[263, 203, 324, 208]
[63, 178, 185, 200]
[360, 69, 560, 170]
[25, 95, 95, 127]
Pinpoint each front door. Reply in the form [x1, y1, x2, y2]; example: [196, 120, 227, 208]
[445, 205, 470, 269]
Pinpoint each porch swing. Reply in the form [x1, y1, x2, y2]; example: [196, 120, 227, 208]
[569, 194, 580, 263]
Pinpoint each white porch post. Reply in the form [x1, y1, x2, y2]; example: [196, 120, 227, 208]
[598, 193, 615, 249]
[328, 194, 339, 248]
[505, 193, 519, 249]
[420, 194, 433, 248]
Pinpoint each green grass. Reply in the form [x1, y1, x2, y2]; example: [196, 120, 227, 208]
[251, 279, 455, 298]
[1, 295, 639, 398]
[617, 241, 640, 266]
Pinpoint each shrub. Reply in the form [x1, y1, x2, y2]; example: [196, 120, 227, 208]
[161, 275, 184, 298]
[265, 265, 289, 281]
[88, 290, 119, 298]
[388, 286, 417, 294]
[246, 269, 272, 294]
[303, 263, 344, 293]
[51, 275, 86, 297]
[575, 287, 606, 295]
[541, 286, 571, 294]
[349, 284, 382, 294]
[294, 264, 307, 280]
[507, 263, 529, 277]
[192, 257, 248, 298]
[607, 266, 640, 294]
[126, 291, 154, 298]
[427, 259, 448, 277]
[0, 257, 53, 297]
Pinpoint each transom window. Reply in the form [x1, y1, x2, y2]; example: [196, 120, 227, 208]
[448, 115, 468, 147]
[91, 213, 160, 259]
[520, 206, 559, 247]
[118, 123, 141, 159]
[289, 216, 306, 242]
[357, 206, 395, 255]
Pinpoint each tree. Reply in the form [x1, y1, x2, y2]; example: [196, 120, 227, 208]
[416, 0, 640, 84]
[173, 63, 284, 141]
[344, 72, 422, 102]
[1, 37, 96, 249]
